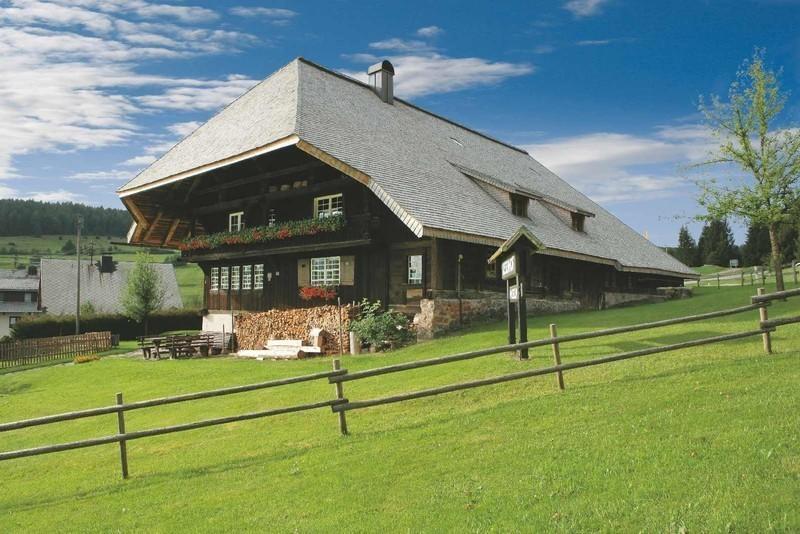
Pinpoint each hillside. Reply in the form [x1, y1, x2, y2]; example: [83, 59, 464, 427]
[0, 199, 131, 237]
[1, 284, 798, 531]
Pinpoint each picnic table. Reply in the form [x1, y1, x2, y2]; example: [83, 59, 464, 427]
[138, 334, 214, 360]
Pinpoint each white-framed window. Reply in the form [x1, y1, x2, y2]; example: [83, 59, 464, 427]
[267, 209, 277, 227]
[9, 316, 21, 326]
[313, 194, 343, 219]
[220, 266, 229, 290]
[408, 255, 423, 285]
[311, 256, 341, 286]
[242, 265, 252, 290]
[254, 264, 264, 289]
[230, 266, 240, 290]
[485, 260, 497, 280]
[229, 211, 244, 232]
[210, 267, 219, 291]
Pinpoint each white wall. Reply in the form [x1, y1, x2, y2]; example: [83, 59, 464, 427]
[202, 312, 234, 333]
[0, 313, 11, 338]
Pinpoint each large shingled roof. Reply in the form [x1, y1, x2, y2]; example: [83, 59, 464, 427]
[118, 58, 694, 278]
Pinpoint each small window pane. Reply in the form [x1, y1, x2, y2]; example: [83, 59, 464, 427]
[310, 256, 340, 285]
[220, 267, 229, 290]
[229, 212, 244, 232]
[408, 255, 423, 285]
[242, 265, 252, 290]
[314, 194, 343, 219]
[230, 266, 240, 290]
[254, 264, 264, 289]
[210, 267, 219, 291]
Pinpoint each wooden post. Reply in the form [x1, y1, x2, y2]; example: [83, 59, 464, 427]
[517, 276, 528, 360]
[332, 359, 348, 435]
[716, 273, 720, 288]
[794, 260, 798, 285]
[115, 393, 129, 479]
[750, 269, 754, 286]
[761, 268, 766, 286]
[506, 279, 516, 345]
[757, 288, 772, 355]
[337, 297, 344, 356]
[549, 324, 565, 390]
[740, 271, 744, 286]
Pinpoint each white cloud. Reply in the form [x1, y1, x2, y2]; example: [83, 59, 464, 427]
[564, 0, 609, 17]
[67, 170, 134, 181]
[120, 155, 157, 167]
[230, 6, 298, 24]
[166, 121, 202, 137]
[27, 189, 86, 202]
[369, 38, 432, 52]
[416, 25, 443, 38]
[533, 44, 556, 54]
[524, 126, 716, 203]
[0, 184, 19, 198]
[136, 75, 258, 110]
[343, 54, 532, 98]
[576, 39, 612, 46]
[0, 1, 259, 181]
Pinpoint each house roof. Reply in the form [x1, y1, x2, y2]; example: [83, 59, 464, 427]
[0, 269, 39, 292]
[118, 58, 695, 278]
[40, 259, 182, 315]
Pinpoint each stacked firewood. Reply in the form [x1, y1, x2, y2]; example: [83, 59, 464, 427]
[235, 304, 356, 354]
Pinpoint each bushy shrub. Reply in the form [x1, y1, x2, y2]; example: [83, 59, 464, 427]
[350, 299, 413, 351]
[11, 309, 202, 340]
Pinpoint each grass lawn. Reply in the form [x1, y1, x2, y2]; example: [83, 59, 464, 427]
[0, 283, 798, 531]
[174, 263, 204, 309]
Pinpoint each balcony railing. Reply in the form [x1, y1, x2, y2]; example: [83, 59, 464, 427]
[179, 214, 371, 253]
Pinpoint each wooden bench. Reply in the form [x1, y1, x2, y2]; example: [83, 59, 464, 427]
[164, 334, 213, 359]
[138, 336, 165, 360]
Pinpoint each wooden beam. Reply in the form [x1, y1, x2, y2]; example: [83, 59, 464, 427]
[193, 161, 325, 196]
[296, 140, 371, 186]
[143, 210, 163, 242]
[122, 197, 149, 231]
[192, 176, 352, 215]
[187, 239, 372, 262]
[163, 217, 181, 246]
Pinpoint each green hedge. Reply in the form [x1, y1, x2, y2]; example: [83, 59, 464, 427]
[12, 310, 203, 340]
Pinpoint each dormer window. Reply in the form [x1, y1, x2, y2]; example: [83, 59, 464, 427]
[510, 193, 529, 218]
[314, 194, 343, 219]
[571, 212, 586, 232]
[229, 211, 244, 232]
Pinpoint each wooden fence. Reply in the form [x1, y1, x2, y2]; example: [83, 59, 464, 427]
[0, 331, 112, 369]
[0, 288, 798, 479]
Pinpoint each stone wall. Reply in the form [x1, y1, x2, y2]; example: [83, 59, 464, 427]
[414, 294, 581, 340]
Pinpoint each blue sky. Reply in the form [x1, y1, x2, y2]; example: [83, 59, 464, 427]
[1, 0, 798, 245]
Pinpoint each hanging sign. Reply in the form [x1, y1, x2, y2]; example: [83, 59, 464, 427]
[508, 283, 521, 302]
[501, 254, 517, 280]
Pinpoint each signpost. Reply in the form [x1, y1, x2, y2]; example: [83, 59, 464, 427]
[490, 227, 541, 360]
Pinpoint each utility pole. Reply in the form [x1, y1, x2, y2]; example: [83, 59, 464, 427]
[76, 215, 83, 335]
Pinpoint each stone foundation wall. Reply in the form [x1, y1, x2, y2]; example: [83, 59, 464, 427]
[414, 295, 581, 340]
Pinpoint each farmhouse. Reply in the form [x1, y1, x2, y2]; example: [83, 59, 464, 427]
[39, 256, 182, 315]
[117, 58, 695, 335]
[0, 267, 41, 338]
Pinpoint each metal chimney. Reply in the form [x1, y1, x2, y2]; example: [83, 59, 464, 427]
[367, 60, 394, 104]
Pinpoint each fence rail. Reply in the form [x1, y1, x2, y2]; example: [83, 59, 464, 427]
[0, 331, 111, 369]
[0, 287, 797, 480]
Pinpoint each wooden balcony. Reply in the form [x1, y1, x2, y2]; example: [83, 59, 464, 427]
[182, 213, 376, 261]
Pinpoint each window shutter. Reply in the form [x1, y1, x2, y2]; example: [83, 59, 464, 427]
[297, 258, 310, 286]
[340, 255, 355, 286]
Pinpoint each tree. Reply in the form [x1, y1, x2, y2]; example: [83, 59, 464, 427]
[697, 49, 800, 291]
[673, 226, 700, 267]
[61, 239, 76, 254]
[698, 220, 737, 266]
[122, 253, 165, 335]
[741, 223, 771, 267]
